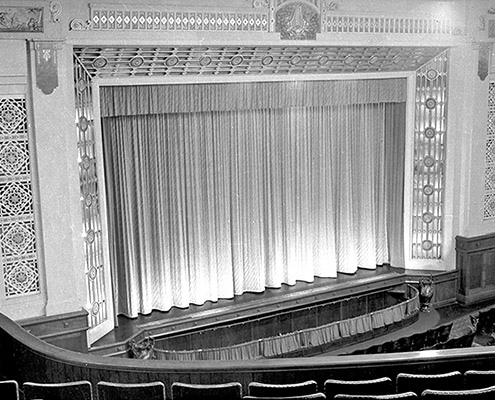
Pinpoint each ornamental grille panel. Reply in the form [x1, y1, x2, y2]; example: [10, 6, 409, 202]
[90, 8, 269, 32]
[74, 58, 108, 328]
[0, 97, 40, 297]
[411, 52, 448, 259]
[324, 14, 458, 35]
[484, 82, 495, 219]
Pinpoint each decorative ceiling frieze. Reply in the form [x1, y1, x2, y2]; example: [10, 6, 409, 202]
[73, 45, 447, 79]
[69, 1, 465, 39]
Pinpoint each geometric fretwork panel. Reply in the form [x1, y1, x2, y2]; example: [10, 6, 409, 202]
[0, 221, 36, 258]
[74, 57, 108, 329]
[89, 6, 269, 32]
[411, 51, 448, 259]
[484, 82, 495, 219]
[0, 140, 30, 176]
[484, 192, 495, 219]
[487, 138, 495, 164]
[0, 98, 28, 136]
[3, 259, 39, 297]
[486, 166, 495, 191]
[0, 97, 39, 297]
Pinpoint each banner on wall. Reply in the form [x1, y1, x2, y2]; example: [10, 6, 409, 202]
[34, 41, 59, 95]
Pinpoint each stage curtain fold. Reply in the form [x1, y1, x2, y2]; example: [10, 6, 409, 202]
[101, 80, 406, 318]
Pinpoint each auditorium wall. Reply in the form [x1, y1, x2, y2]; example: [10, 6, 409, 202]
[0, 0, 494, 346]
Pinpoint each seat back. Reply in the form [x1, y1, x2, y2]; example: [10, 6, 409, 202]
[333, 393, 417, 400]
[0, 380, 19, 400]
[381, 342, 395, 354]
[421, 385, 495, 399]
[248, 381, 318, 397]
[423, 328, 440, 349]
[435, 323, 453, 344]
[97, 381, 165, 400]
[243, 393, 326, 400]
[324, 378, 393, 400]
[172, 382, 242, 400]
[464, 370, 495, 390]
[23, 381, 93, 400]
[395, 337, 412, 352]
[476, 308, 495, 334]
[409, 333, 425, 351]
[396, 372, 462, 396]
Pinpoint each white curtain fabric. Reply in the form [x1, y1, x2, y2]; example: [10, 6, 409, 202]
[101, 82, 405, 318]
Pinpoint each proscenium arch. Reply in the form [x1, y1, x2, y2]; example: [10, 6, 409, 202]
[73, 44, 448, 344]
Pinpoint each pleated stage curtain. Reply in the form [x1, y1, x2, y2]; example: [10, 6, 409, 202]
[100, 79, 406, 318]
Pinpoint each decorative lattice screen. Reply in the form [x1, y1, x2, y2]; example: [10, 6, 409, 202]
[411, 51, 448, 259]
[484, 82, 495, 219]
[74, 59, 109, 328]
[0, 97, 39, 297]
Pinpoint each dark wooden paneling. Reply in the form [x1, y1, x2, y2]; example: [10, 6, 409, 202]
[367, 291, 386, 312]
[316, 301, 341, 326]
[457, 233, 495, 305]
[405, 270, 458, 308]
[19, 309, 89, 353]
[275, 312, 293, 335]
[253, 316, 278, 339]
[291, 307, 317, 331]
[485, 251, 495, 286]
[469, 254, 483, 289]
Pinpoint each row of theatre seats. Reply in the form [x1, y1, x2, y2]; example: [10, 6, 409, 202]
[347, 321, 475, 355]
[345, 298, 495, 356]
[3, 370, 495, 400]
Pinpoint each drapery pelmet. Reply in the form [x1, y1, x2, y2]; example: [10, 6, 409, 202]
[101, 80, 406, 318]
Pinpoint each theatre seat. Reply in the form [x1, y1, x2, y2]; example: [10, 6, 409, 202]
[408, 333, 426, 351]
[395, 337, 412, 352]
[395, 372, 462, 396]
[243, 393, 326, 400]
[435, 324, 453, 344]
[97, 381, 165, 400]
[248, 381, 318, 397]
[0, 380, 19, 400]
[476, 308, 495, 334]
[463, 370, 495, 390]
[23, 381, 93, 400]
[324, 377, 393, 399]
[421, 385, 495, 399]
[333, 393, 417, 400]
[172, 382, 242, 400]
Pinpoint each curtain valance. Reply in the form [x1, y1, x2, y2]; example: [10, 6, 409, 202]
[100, 78, 407, 117]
